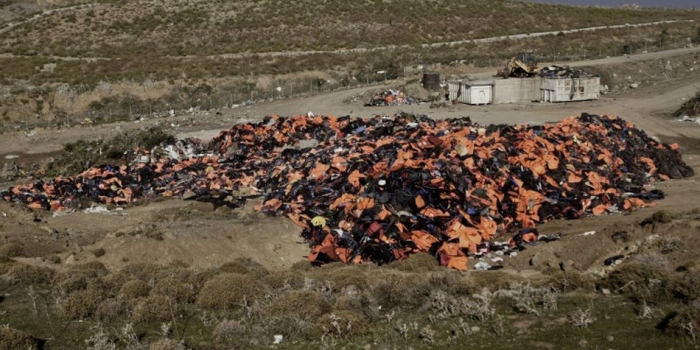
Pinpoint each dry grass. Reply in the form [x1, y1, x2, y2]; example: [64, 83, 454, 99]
[310, 265, 369, 292]
[0, 243, 25, 257]
[6, 263, 55, 285]
[95, 298, 127, 322]
[196, 273, 264, 310]
[133, 294, 181, 323]
[603, 262, 672, 304]
[0, 326, 40, 349]
[60, 285, 104, 319]
[318, 310, 369, 338]
[151, 277, 195, 304]
[389, 252, 439, 273]
[262, 270, 305, 290]
[547, 271, 596, 292]
[218, 257, 269, 279]
[266, 290, 331, 319]
[120, 279, 151, 299]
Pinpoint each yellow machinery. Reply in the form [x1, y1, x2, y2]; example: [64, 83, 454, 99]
[497, 52, 538, 79]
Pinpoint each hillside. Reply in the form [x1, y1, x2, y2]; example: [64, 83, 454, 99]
[1, 0, 698, 58]
[0, 0, 698, 132]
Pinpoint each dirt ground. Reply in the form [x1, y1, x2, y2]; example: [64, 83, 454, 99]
[1, 59, 700, 277]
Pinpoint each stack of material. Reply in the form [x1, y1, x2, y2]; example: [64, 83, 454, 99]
[539, 66, 596, 79]
[2, 113, 693, 269]
[364, 90, 413, 107]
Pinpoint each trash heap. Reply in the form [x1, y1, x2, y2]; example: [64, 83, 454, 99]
[364, 90, 413, 107]
[2, 113, 694, 269]
[674, 92, 700, 118]
[539, 65, 596, 79]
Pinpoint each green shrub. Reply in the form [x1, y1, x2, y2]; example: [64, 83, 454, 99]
[196, 273, 264, 310]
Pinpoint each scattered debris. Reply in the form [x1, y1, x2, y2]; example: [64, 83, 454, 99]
[83, 205, 126, 216]
[604, 255, 625, 266]
[1, 113, 693, 270]
[539, 66, 596, 79]
[673, 92, 700, 118]
[364, 90, 413, 107]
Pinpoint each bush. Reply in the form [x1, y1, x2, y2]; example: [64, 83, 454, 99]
[310, 266, 368, 292]
[428, 270, 476, 297]
[70, 261, 109, 278]
[187, 268, 219, 291]
[0, 243, 25, 257]
[317, 310, 369, 338]
[95, 298, 127, 322]
[547, 272, 596, 292]
[603, 263, 672, 304]
[149, 339, 186, 350]
[266, 314, 320, 340]
[290, 260, 314, 272]
[55, 273, 88, 294]
[389, 252, 439, 272]
[640, 210, 673, 226]
[470, 270, 522, 291]
[213, 319, 245, 342]
[196, 273, 264, 310]
[152, 278, 195, 304]
[370, 271, 432, 310]
[659, 306, 700, 339]
[122, 263, 165, 281]
[7, 263, 55, 285]
[0, 327, 40, 350]
[120, 279, 151, 299]
[60, 286, 104, 319]
[100, 273, 129, 296]
[218, 257, 269, 279]
[262, 270, 304, 290]
[92, 248, 106, 257]
[133, 294, 181, 323]
[267, 290, 331, 319]
[670, 272, 700, 303]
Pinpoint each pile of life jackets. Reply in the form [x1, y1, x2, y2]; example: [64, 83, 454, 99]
[2, 113, 694, 269]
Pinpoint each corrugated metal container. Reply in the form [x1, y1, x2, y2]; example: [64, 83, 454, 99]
[540, 77, 600, 102]
[448, 80, 493, 105]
